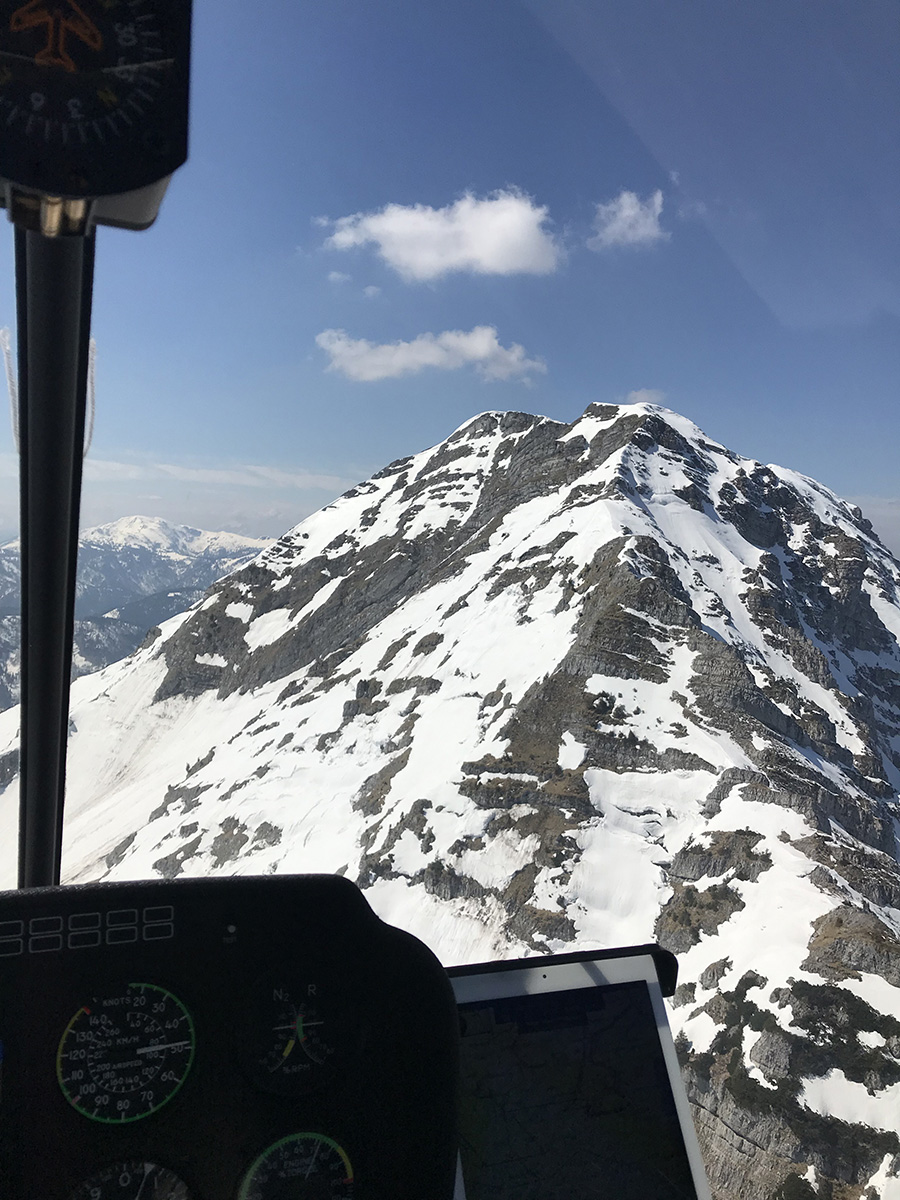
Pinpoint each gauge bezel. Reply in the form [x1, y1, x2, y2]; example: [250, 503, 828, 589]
[67, 1161, 194, 1200]
[237, 1132, 354, 1200]
[0, 0, 190, 198]
[237, 970, 355, 1097]
[56, 981, 196, 1125]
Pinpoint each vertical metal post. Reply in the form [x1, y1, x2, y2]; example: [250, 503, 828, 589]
[15, 228, 95, 889]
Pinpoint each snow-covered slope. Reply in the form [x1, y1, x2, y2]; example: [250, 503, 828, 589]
[0, 516, 268, 707]
[1, 403, 898, 1197]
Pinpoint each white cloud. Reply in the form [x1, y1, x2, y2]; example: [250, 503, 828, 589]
[624, 388, 667, 407]
[588, 189, 670, 250]
[324, 189, 560, 281]
[316, 326, 546, 383]
[363, 285, 381, 298]
[328, 271, 350, 283]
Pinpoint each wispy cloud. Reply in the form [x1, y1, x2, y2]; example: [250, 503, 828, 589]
[363, 285, 381, 298]
[0, 452, 364, 541]
[82, 457, 352, 492]
[328, 270, 351, 283]
[323, 189, 561, 282]
[588, 189, 669, 250]
[624, 388, 666, 406]
[316, 326, 546, 383]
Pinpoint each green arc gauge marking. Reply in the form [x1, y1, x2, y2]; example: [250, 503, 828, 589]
[56, 982, 196, 1124]
[238, 1132, 354, 1199]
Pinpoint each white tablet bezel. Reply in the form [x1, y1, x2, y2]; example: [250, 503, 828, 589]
[451, 953, 712, 1200]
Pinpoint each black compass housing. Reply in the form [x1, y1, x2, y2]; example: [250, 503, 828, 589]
[0, 0, 191, 229]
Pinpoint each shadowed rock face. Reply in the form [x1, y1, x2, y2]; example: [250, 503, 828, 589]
[12, 401, 900, 1199]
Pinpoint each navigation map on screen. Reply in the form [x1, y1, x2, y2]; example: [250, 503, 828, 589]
[457, 980, 699, 1200]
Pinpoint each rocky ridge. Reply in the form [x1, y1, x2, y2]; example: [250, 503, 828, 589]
[0, 402, 898, 1198]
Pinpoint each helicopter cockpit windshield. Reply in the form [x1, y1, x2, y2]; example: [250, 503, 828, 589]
[0, 3, 897, 1199]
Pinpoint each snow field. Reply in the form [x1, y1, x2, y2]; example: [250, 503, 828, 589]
[1, 401, 899, 1186]
[801, 1071, 900, 1133]
[868, 1154, 900, 1200]
[673, 792, 832, 1044]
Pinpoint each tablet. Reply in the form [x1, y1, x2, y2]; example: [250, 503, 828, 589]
[448, 947, 712, 1200]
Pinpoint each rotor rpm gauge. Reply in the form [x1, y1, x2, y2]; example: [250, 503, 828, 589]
[238, 1134, 354, 1200]
[68, 1162, 193, 1200]
[57, 983, 195, 1123]
[243, 979, 341, 1096]
[0, 0, 190, 198]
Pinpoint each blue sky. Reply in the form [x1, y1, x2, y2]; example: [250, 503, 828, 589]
[0, 0, 896, 546]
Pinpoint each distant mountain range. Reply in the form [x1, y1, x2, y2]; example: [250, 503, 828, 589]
[1, 403, 899, 1198]
[0, 516, 269, 708]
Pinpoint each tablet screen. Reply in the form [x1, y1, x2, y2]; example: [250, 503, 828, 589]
[456, 980, 699, 1199]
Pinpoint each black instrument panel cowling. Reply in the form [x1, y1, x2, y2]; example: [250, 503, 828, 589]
[0, 873, 459, 1199]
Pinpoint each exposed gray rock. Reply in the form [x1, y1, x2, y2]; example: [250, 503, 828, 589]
[700, 958, 732, 990]
[670, 829, 773, 884]
[152, 834, 203, 880]
[252, 822, 282, 848]
[802, 905, 900, 986]
[793, 834, 900, 912]
[40, 402, 900, 1200]
[655, 881, 746, 953]
[682, 973, 900, 1198]
[749, 1028, 794, 1080]
[149, 782, 210, 822]
[673, 982, 697, 1007]
[104, 833, 136, 870]
[210, 817, 250, 868]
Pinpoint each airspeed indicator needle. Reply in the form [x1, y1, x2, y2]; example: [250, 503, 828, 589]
[136, 1040, 191, 1055]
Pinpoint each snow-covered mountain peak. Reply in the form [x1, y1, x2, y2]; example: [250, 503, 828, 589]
[89, 514, 188, 548]
[0, 403, 899, 1197]
[82, 515, 268, 560]
[0, 517, 272, 710]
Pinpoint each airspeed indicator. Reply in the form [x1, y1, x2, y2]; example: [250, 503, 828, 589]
[57, 982, 195, 1123]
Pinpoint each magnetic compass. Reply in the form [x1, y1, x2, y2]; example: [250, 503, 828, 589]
[0, 0, 191, 227]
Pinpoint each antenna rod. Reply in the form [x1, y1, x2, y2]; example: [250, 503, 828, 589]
[15, 227, 95, 889]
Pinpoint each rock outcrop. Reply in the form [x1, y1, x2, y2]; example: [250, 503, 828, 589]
[1, 401, 898, 1197]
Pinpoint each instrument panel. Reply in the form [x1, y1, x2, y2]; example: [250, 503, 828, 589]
[0, 874, 459, 1198]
